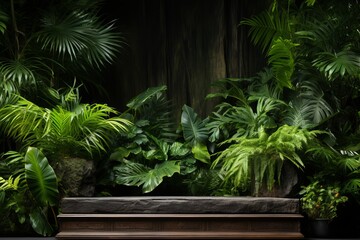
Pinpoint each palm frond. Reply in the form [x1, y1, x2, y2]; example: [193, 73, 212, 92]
[313, 50, 360, 79]
[37, 10, 124, 69]
[300, 80, 334, 124]
[268, 37, 298, 89]
[285, 80, 335, 127]
[284, 100, 315, 129]
[0, 9, 8, 34]
[240, 10, 291, 53]
[342, 179, 360, 196]
[0, 96, 45, 144]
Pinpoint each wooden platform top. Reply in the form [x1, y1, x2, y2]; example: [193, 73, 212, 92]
[60, 196, 300, 214]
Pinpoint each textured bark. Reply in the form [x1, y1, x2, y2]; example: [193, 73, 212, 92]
[101, 0, 267, 118]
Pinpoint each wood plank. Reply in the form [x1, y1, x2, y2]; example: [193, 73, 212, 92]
[56, 231, 304, 239]
[58, 213, 304, 218]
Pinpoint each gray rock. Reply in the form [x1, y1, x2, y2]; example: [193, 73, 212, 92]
[54, 157, 95, 197]
[60, 196, 299, 214]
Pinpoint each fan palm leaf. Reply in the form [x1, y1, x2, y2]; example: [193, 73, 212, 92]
[37, 10, 123, 70]
[313, 50, 360, 79]
[0, 0, 125, 103]
[285, 80, 335, 127]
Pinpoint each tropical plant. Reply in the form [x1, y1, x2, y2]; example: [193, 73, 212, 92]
[0, 0, 125, 105]
[102, 85, 221, 195]
[240, 0, 359, 119]
[212, 125, 322, 196]
[206, 70, 286, 143]
[0, 88, 131, 160]
[0, 147, 59, 236]
[210, 0, 359, 198]
[299, 177, 348, 220]
[304, 143, 360, 202]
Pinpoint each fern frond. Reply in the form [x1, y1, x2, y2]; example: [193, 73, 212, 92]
[0, 175, 21, 191]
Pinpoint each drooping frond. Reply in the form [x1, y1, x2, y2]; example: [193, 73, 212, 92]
[212, 125, 319, 195]
[268, 37, 298, 89]
[38, 10, 124, 69]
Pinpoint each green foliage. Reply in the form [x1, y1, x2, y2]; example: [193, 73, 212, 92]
[114, 160, 180, 193]
[24, 147, 59, 206]
[285, 80, 335, 128]
[304, 146, 360, 201]
[300, 179, 348, 220]
[206, 73, 286, 143]
[268, 37, 298, 89]
[212, 125, 320, 195]
[181, 104, 209, 146]
[240, 9, 291, 54]
[104, 86, 216, 195]
[0, 91, 131, 159]
[0, 147, 58, 236]
[0, 0, 125, 104]
[0, 175, 20, 191]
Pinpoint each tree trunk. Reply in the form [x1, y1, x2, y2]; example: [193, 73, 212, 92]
[100, 0, 267, 119]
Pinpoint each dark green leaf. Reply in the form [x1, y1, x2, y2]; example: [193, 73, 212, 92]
[25, 147, 59, 206]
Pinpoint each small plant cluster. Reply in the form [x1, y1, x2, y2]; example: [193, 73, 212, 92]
[299, 179, 348, 220]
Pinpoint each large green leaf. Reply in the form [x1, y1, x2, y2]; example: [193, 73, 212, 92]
[114, 160, 180, 193]
[192, 143, 210, 164]
[25, 147, 59, 206]
[181, 105, 208, 145]
[126, 85, 167, 110]
[29, 207, 54, 236]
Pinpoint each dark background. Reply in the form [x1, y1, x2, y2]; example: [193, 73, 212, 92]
[97, 0, 267, 119]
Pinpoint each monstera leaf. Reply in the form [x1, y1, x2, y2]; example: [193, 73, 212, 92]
[114, 160, 180, 193]
[25, 147, 59, 206]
